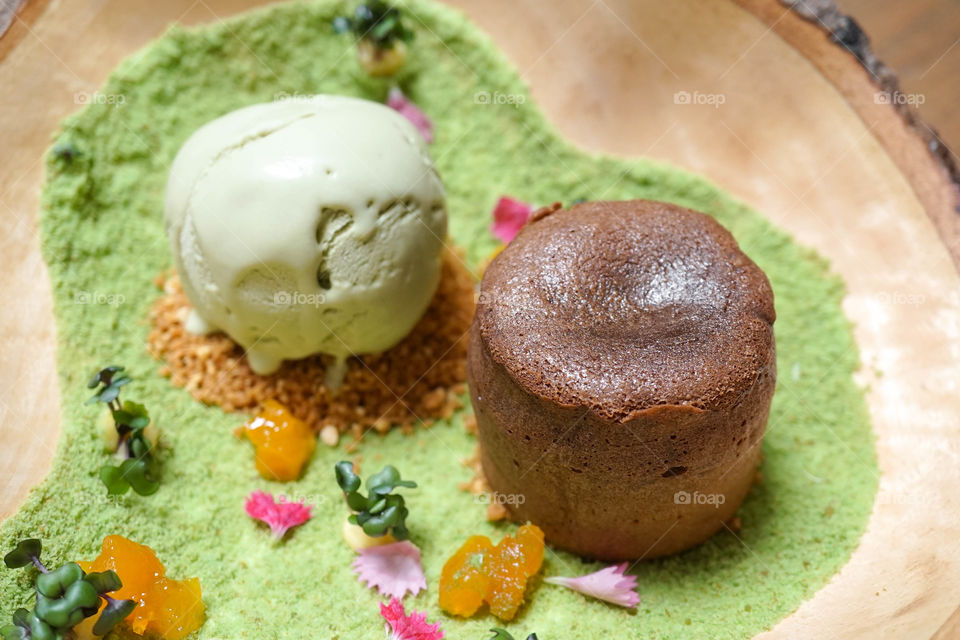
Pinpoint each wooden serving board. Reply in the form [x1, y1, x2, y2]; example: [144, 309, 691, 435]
[1, 0, 958, 637]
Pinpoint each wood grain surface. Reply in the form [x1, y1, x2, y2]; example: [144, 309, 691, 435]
[0, 0, 958, 638]
[839, 0, 960, 155]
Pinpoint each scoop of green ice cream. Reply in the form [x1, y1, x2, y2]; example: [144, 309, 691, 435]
[164, 95, 447, 377]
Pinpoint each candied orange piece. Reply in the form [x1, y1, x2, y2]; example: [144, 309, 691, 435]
[239, 399, 316, 481]
[438, 524, 544, 621]
[77, 535, 204, 640]
[483, 524, 545, 621]
[439, 535, 493, 616]
[514, 523, 545, 575]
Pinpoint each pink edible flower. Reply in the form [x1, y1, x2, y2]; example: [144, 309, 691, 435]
[544, 562, 640, 608]
[352, 540, 427, 599]
[387, 88, 434, 143]
[244, 490, 312, 540]
[380, 597, 444, 640]
[490, 196, 534, 244]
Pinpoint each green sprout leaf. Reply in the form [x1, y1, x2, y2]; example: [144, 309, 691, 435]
[127, 434, 150, 460]
[488, 630, 538, 640]
[86, 365, 124, 389]
[35, 579, 97, 628]
[119, 459, 160, 497]
[345, 492, 369, 512]
[27, 614, 59, 640]
[83, 570, 122, 595]
[0, 609, 32, 640]
[0, 624, 28, 640]
[99, 465, 131, 496]
[113, 400, 150, 430]
[92, 598, 136, 636]
[367, 465, 417, 495]
[4, 539, 42, 569]
[332, 15, 352, 33]
[86, 366, 132, 406]
[335, 461, 361, 493]
[10, 611, 29, 630]
[35, 563, 84, 598]
[52, 141, 80, 163]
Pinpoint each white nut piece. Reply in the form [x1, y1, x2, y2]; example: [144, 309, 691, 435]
[164, 95, 447, 377]
[319, 424, 340, 448]
[342, 514, 395, 551]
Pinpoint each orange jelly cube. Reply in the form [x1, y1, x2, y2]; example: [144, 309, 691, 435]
[78, 535, 204, 640]
[239, 400, 316, 481]
[438, 524, 544, 621]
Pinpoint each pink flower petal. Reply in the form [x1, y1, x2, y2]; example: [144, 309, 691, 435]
[490, 196, 534, 244]
[380, 597, 444, 640]
[352, 540, 427, 599]
[245, 490, 312, 540]
[544, 562, 640, 608]
[387, 88, 434, 143]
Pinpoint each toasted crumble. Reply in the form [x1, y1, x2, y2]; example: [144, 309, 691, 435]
[148, 250, 476, 437]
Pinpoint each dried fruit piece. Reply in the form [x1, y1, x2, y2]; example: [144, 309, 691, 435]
[483, 525, 544, 621]
[238, 400, 316, 481]
[439, 536, 492, 617]
[438, 525, 544, 621]
[77, 535, 204, 640]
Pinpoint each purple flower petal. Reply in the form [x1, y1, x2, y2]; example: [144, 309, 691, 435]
[388, 88, 434, 143]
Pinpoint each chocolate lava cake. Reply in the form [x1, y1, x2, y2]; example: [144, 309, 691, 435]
[468, 200, 776, 560]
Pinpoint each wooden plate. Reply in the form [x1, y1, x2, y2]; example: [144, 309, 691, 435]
[1, 0, 958, 637]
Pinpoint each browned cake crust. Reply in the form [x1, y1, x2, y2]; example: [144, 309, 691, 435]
[468, 200, 776, 560]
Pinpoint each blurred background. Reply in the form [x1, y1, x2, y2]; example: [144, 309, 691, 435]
[836, 0, 958, 153]
[1, 0, 957, 152]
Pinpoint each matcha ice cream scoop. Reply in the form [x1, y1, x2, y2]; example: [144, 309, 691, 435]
[164, 95, 447, 377]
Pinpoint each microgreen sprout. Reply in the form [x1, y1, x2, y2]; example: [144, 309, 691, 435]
[489, 630, 539, 640]
[335, 461, 416, 540]
[333, 1, 412, 47]
[51, 141, 80, 163]
[87, 366, 160, 496]
[1, 538, 135, 640]
[332, 1, 413, 76]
